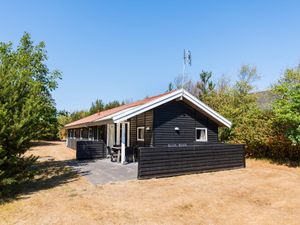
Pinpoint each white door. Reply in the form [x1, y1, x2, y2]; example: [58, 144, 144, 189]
[107, 124, 115, 147]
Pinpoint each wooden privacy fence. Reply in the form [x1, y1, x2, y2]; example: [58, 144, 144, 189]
[138, 144, 245, 179]
[76, 140, 107, 160]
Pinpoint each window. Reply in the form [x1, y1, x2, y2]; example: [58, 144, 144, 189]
[137, 127, 145, 141]
[88, 128, 93, 140]
[195, 128, 207, 142]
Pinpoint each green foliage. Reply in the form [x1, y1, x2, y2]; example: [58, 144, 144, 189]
[167, 82, 174, 92]
[215, 66, 271, 148]
[89, 99, 104, 114]
[168, 64, 300, 163]
[197, 70, 215, 99]
[0, 33, 61, 195]
[105, 100, 121, 110]
[272, 68, 300, 144]
[57, 110, 89, 139]
[57, 99, 123, 139]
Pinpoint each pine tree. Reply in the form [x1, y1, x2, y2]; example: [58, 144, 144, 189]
[89, 99, 105, 114]
[0, 33, 61, 195]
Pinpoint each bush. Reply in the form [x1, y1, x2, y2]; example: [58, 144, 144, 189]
[245, 135, 300, 164]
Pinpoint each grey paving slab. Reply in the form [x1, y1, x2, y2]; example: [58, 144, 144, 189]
[69, 159, 138, 185]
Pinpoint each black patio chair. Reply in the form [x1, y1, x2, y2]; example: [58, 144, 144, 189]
[110, 147, 118, 162]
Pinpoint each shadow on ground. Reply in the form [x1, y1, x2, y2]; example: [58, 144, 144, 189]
[0, 159, 92, 204]
[249, 157, 300, 168]
[270, 158, 300, 167]
[30, 141, 63, 147]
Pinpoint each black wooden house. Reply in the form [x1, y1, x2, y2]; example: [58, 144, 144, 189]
[65, 89, 244, 178]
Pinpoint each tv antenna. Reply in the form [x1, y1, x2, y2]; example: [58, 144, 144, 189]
[182, 49, 192, 88]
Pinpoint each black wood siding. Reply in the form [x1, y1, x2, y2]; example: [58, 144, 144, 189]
[76, 140, 106, 160]
[138, 144, 245, 179]
[129, 110, 153, 148]
[153, 100, 218, 146]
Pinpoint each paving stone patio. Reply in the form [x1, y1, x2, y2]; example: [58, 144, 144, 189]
[69, 159, 138, 185]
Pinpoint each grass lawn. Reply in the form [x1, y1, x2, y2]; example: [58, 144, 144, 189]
[1, 141, 300, 225]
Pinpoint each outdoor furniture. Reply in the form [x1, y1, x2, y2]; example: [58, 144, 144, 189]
[106, 146, 112, 159]
[125, 147, 137, 163]
[111, 146, 121, 163]
[109, 147, 118, 162]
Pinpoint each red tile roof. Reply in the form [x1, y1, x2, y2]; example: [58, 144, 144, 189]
[65, 90, 175, 128]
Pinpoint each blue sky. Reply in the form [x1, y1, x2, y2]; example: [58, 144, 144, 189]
[1, 1, 300, 111]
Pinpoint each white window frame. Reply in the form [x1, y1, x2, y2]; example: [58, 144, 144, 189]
[88, 128, 93, 140]
[195, 128, 208, 142]
[137, 127, 145, 141]
[80, 129, 83, 140]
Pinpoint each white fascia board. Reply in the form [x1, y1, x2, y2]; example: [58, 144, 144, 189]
[95, 105, 141, 122]
[90, 118, 114, 126]
[95, 88, 231, 128]
[182, 90, 232, 128]
[113, 89, 184, 123]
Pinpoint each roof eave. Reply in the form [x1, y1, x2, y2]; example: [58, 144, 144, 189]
[113, 88, 232, 128]
[182, 90, 232, 128]
[112, 89, 183, 123]
[64, 118, 114, 129]
[64, 88, 232, 129]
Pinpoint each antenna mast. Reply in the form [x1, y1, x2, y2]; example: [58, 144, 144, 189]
[182, 49, 192, 88]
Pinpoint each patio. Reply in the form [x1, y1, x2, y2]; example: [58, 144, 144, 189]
[69, 159, 138, 185]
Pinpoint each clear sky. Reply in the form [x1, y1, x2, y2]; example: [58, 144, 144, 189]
[1, 0, 300, 111]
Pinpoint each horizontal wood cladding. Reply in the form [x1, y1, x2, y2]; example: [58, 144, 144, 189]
[76, 140, 106, 160]
[153, 100, 219, 146]
[138, 144, 245, 179]
[129, 110, 153, 148]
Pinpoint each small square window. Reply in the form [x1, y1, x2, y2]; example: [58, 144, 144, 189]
[195, 128, 207, 142]
[137, 127, 145, 141]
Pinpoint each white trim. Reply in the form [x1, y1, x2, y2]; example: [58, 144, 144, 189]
[113, 89, 182, 123]
[195, 128, 208, 142]
[112, 89, 232, 128]
[121, 122, 126, 164]
[106, 125, 109, 144]
[182, 90, 232, 128]
[116, 123, 120, 145]
[113, 122, 130, 147]
[96, 105, 140, 122]
[137, 127, 145, 141]
[88, 128, 93, 141]
[124, 122, 130, 147]
[96, 127, 99, 140]
[66, 88, 232, 129]
[107, 124, 115, 147]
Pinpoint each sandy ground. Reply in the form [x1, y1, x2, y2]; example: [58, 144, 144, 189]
[1, 141, 300, 225]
